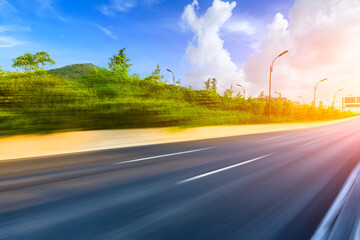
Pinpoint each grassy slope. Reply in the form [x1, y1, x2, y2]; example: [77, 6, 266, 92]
[0, 66, 355, 137]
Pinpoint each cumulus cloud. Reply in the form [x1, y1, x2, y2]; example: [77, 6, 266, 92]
[243, 0, 360, 103]
[181, 0, 246, 93]
[223, 18, 255, 36]
[99, 0, 161, 16]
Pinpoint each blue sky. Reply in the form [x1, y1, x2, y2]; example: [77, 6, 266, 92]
[0, 0, 294, 82]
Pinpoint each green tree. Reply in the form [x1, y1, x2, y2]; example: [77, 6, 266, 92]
[151, 64, 164, 81]
[108, 48, 131, 77]
[12, 53, 36, 71]
[144, 65, 164, 82]
[204, 78, 211, 91]
[211, 78, 217, 93]
[12, 52, 55, 71]
[0, 66, 4, 78]
[272, 93, 284, 116]
[251, 92, 266, 115]
[224, 85, 233, 98]
[34, 51, 56, 69]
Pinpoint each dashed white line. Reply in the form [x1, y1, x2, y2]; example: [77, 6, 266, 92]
[256, 135, 289, 142]
[297, 137, 325, 148]
[114, 147, 215, 165]
[177, 153, 274, 184]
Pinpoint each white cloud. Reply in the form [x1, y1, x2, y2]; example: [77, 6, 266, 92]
[99, 0, 136, 15]
[36, 0, 67, 22]
[0, 36, 22, 48]
[0, 25, 29, 48]
[99, 0, 161, 16]
[0, 2, 27, 49]
[181, 0, 246, 93]
[223, 18, 255, 36]
[0, 25, 31, 32]
[0, 0, 17, 14]
[243, 0, 360, 103]
[97, 25, 118, 40]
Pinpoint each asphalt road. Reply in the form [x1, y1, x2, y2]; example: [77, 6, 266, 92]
[1, 118, 360, 240]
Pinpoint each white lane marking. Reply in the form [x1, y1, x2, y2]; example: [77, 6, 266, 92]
[311, 162, 360, 240]
[256, 135, 289, 142]
[114, 147, 215, 165]
[297, 137, 325, 148]
[177, 153, 273, 184]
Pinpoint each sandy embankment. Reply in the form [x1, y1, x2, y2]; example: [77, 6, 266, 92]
[0, 117, 357, 161]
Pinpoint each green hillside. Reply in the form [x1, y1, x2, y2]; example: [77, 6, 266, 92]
[48, 63, 106, 80]
[0, 49, 355, 137]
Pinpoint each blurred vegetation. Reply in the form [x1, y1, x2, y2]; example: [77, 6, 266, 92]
[0, 49, 355, 137]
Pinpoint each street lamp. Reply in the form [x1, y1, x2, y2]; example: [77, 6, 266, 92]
[314, 78, 327, 108]
[237, 84, 246, 98]
[166, 69, 175, 85]
[269, 50, 288, 121]
[313, 78, 327, 119]
[298, 96, 305, 104]
[332, 88, 343, 110]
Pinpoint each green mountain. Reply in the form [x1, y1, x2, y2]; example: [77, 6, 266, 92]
[48, 63, 106, 80]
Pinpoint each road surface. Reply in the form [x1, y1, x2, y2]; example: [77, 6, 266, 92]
[1, 118, 360, 240]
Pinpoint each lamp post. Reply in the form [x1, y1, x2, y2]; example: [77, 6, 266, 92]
[166, 69, 175, 85]
[269, 50, 288, 122]
[298, 96, 305, 104]
[332, 89, 343, 110]
[274, 91, 281, 97]
[237, 84, 246, 98]
[313, 78, 327, 119]
[314, 78, 327, 108]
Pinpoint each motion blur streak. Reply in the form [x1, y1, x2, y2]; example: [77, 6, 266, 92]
[1, 117, 360, 239]
[311, 162, 360, 240]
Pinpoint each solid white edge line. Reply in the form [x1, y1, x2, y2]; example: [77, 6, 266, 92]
[177, 153, 274, 184]
[114, 147, 215, 165]
[311, 162, 360, 240]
